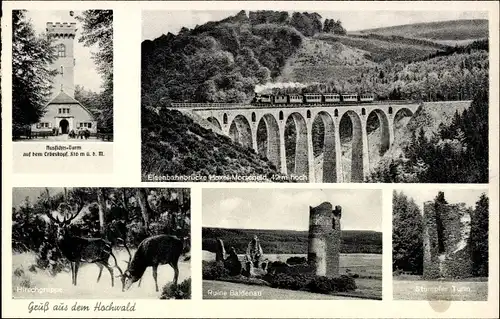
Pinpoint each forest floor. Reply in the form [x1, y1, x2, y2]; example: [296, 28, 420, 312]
[12, 251, 191, 299]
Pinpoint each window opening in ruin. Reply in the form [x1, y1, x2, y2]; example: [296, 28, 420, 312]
[307, 110, 311, 118]
[223, 113, 228, 125]
[251, 112, 256, 122]
[279, 111, 284, 121]
[334, 109, 338, 117]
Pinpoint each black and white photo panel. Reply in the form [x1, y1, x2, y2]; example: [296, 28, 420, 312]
[12, 187, 191, 300]
[141, 10, 488, 183]
[201, 188, 382, 300]
[12, 10, 114, 174]
[392, 188, 489, 301]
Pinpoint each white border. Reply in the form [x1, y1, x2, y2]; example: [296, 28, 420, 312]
[2, 1, 499, 318]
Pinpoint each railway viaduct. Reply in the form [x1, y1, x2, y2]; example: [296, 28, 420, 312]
[170, 102, 420, 182]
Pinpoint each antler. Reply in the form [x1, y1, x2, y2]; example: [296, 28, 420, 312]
[117, 237, 132, 266]
[44, 188, 62, 224]
[110, 249, 125, 278]
[58, 188, 85, 225]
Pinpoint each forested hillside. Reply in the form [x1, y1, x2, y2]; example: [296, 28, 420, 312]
[358, 19, 488, 41]
[202, 227, 382, 254]
[142, 11, 488, 104]
[142, 107, 282, 180]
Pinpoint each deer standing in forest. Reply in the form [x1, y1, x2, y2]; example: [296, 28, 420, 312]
[44, 189, 119, 287]
[115, 234, 189, 292]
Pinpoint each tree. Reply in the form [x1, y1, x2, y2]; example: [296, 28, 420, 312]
[96, 188, 107, 236]
[76, 10, 113, 133]
[136, 188, 151, 229]
[470, 193, 488, 277]
[12, 10, 57, 132]
[392, 191, 423, 274]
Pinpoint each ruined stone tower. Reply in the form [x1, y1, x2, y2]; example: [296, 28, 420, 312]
[423, 201, 472, 279]
[46, 22, 77, 98]
[308, 202, 342, 277]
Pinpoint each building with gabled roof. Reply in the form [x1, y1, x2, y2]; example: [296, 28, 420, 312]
[31, 21, 97, 135]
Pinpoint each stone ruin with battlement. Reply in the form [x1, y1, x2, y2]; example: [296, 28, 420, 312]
[308, 202, 342, 277]
[423, 201, 473, 279]
[214, 201, 342, 278]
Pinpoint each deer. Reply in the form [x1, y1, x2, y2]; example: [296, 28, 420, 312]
[115, 234, 189, 292]
[44, 189, 120, 287]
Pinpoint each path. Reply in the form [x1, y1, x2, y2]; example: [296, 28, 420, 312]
[393, 279, 488, 301]
[203, 280, 362, 300]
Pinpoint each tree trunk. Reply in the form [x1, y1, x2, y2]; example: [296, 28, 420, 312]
[97, 188, 107, 237]
[120, 188, 129, 222]
[136, 188, 150, 230]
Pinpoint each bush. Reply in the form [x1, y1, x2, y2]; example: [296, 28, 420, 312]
[263, 272, 357, 294]
[306, 276, 332, 294]
[264, 273, 311, 290]
[160, 278, 191, 299]
[202, 260, 229, 280]
[306, 275, 357, 293]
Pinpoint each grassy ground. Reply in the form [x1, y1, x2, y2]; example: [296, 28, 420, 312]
[12, 251, 191, 299]
[393, 275, 488, 301]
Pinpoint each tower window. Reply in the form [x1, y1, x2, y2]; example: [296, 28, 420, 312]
[57, 44, 66, 57]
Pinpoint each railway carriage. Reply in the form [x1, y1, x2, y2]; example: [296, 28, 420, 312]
[341, 93, 359, 102]
[251, 91, 375, 106]
[274, 95, 288, 104]
[304, 93, 322, 104]
[359, 93, 375, 103]
[289, 95, 303, 104]
[324, 93, 341, 103]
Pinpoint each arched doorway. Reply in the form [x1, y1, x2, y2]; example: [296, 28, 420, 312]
[59, 119, 69, 134]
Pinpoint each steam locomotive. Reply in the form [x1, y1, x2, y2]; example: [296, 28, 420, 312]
[251, 92, 375, 105]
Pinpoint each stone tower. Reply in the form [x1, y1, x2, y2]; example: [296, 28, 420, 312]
[423, 201, 472, 279]
[46, 22, 77, 98]
[308, 202, 342, 277]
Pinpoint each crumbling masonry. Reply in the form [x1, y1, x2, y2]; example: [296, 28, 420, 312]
[308, 202, 342, 277]
[423, 201, 472, 279]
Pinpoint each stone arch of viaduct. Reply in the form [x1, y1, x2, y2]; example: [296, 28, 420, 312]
[186, 103, 419, 182]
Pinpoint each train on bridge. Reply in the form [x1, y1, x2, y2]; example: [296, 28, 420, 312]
[252, 92, 375, 105]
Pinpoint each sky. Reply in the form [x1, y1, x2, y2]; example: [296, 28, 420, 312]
[394, 188, 488, 215]
[202, 188, 382, 232]
[141, 10, 488, 41]
[12, 187, 65, 208]
[25, 10, 103, 93]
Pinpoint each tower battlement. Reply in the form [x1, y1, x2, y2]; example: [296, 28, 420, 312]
[46, 22, 77, 37]
[308, 202, 342, 277]
[46, 21, 76, 98]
